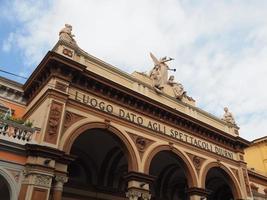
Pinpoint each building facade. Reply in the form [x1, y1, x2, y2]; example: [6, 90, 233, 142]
[0, 25, 266, 200]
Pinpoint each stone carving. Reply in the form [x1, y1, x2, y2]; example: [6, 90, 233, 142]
[59, 24, 76, 45]
[167, 75, 186, 100]
[8, 169, 20, 182]
[149, 52, 174, 93]
[127, 132, 154, 159]
[136, 137, 147, 151]
[222, 107, 236, 126]
[55, 175, 68, 184]
[44, 101, 63, 144]
[62, 48, 73, 57]
[142, 193, 152, 200]
[126, 190, 141, 200]
[192, 156, 201, 170]
[34, 175, 51, 187]
[48, 104, 62, 135]
[186, 152, 206, 176]
[63, 111, 85, 132]
[126, 189, 151, 200]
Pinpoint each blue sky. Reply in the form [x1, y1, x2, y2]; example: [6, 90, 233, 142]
[1, 0, 267, 141]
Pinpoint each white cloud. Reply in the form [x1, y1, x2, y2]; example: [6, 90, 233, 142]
[2, 0, 267, 141]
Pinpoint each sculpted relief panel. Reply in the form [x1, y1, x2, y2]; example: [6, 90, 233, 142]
[44, 101, 63, 144]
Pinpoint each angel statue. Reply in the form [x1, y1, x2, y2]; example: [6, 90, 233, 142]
[149, 52, 175, 92]
[222, 107, 236, 125]
[59, 24, 76, 45]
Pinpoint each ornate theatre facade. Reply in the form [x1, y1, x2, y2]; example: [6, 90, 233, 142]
[0, 25, 266, 200]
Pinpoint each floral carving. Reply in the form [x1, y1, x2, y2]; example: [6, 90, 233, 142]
[63, 111, 85, 132]
[44, 101, 63, 144]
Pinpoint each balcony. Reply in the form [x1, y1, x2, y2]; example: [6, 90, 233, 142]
[0, 118, 38, 144]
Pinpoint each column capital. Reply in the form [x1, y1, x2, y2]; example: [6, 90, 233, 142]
[55, 175, 68, 184]
[126, 188, 151, 200]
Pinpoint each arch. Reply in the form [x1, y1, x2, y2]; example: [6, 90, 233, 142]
[62, 121, 139, 171]
[144, 144, 198, 187]
[201, 162, 243, 199]
[0, 167, 18, 200]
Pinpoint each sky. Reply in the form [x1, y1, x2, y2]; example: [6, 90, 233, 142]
[1, 0, 267, 141]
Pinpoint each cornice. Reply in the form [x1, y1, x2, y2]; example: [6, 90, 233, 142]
[248, 169, 267, 183]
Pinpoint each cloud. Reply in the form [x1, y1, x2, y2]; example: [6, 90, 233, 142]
[2, 33, 15, 52]
[2, 0, 267, 140]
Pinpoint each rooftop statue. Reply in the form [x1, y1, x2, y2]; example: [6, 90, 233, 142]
[149, 52, 175, 93]
[167, 75, 186, 100]
[59, 24, 76, 45]
[222, 107, 236, 125]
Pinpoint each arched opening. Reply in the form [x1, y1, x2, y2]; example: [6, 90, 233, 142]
[205, 167, 235, 200]
[149, 150, 190, 200]
[62, 128, 130, 200]
[0, 174, 11, 200]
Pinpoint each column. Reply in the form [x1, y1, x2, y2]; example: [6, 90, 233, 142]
[50, 175, 68, 200]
